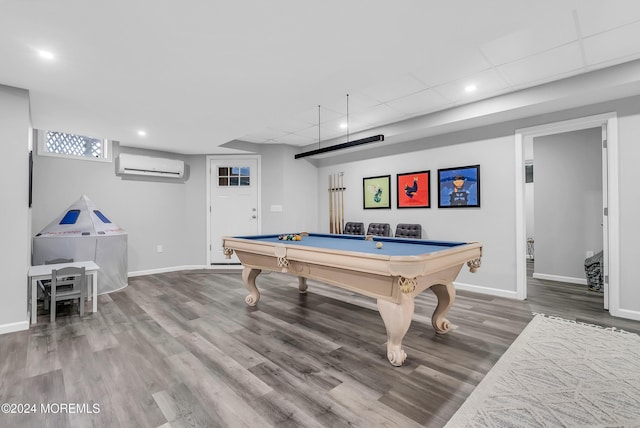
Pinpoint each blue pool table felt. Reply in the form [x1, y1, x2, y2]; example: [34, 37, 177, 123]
[235, 233, 466, 257]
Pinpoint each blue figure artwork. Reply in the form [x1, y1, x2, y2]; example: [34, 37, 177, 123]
[439, 166, 479, 207]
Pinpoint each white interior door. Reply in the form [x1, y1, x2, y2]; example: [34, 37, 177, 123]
[209, 157, 259, 264]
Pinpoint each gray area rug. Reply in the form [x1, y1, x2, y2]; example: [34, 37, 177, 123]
[445, 314, 640, 427]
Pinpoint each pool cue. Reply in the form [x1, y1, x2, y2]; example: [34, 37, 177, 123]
[329, 174, 334, 233]
[331, 174, 340, 233]
[340, 173, 345, 234]
[334, 173, 340, 234]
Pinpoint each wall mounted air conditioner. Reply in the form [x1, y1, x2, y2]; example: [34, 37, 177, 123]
[117, 153, 185, 178]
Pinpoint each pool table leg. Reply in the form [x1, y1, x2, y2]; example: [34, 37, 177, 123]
[377, 292, 414, 366]
[430, 282, 456, 333]
[242, 267, 261, 306]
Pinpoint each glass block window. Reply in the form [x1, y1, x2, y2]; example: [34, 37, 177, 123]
[38, 129, 111, 162]
[218, 166, 250, 186]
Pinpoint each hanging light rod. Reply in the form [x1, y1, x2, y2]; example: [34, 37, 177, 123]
[295, 94, 384, 159]
[294, 134, 385, 159]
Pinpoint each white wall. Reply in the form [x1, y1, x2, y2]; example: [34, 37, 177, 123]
[0, 85, 31, 333]
[317, 135, 519, 297]
[533, 128, 602, 282]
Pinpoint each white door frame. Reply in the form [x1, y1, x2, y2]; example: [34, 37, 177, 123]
[514, 112, 620, 316]
[206, 154, 261, 268]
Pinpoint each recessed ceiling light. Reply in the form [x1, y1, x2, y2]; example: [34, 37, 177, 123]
[465, 84, 477, 93]
[38, 50, 54, 60]
[339, 123, 348, 129]
[137, 130, 147, 137]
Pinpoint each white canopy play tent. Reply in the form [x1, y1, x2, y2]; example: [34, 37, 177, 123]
[32, 195, 128, 294]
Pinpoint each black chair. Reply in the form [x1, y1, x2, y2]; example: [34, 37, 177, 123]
[395, 223, 422, 239]
[367, 223, 391, 237]
[343, 222, 365, 235]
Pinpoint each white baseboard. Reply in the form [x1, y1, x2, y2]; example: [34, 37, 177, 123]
[128, 265, 208, 277]
[532, 273, 587, 285]
[610, 307, 640, 322]
[208, 264, 242, 271]
[454, 281, 521, 300]
[0, 319, 29, 335]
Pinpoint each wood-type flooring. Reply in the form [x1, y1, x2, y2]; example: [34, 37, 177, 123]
[1, 261, 638, 427]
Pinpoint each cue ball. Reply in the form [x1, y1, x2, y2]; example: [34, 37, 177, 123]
[376, 242, 383, 249]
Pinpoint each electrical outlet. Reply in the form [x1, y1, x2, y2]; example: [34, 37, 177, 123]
[586, 250, 594, 258]
[157, 245, 163, 253]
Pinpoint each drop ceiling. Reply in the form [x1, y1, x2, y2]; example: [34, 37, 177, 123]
[1, 1, 640, 155]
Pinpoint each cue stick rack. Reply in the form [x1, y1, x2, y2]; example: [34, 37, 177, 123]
[328, 172, 346, 234]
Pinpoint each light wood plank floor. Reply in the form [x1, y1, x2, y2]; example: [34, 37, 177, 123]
[1, 263, 638, 427]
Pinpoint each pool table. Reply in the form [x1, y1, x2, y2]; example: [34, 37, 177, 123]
[222, 233, 482, 366]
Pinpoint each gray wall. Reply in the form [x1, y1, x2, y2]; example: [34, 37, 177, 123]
[0, 85, 31, 333]
[3, 91, 640, 333]
[534, 128, 602, 281]
[313, 96, 640, 319]
[31, 142, 316, 274]
[317, 134, 518, 297]
[32, 144, 207, 274]
[259, 144, 318, 234]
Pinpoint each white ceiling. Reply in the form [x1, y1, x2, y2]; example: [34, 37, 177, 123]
[2, 0, 640, 154]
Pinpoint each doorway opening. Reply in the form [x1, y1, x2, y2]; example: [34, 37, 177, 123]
[515, 113, 620, 315]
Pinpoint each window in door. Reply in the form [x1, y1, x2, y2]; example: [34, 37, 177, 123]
[218, 166, 251, 186]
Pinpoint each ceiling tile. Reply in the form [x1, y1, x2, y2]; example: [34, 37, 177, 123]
[268, 117, 315, 134]
[498, 43, 585, 86]
[386, 88, 452, 117]
[434, 68, 511, 103]
[292, 106, 343, 126]
[320, 91, 381, 115]
[242, 128, 288, 142]
[238, 134, 268, 144]
[577, 1, 640, 37]
[358, 74, 428, 103]
[480, 13, 577, 65]
[272, 132, 317, 146]
[411, 48, 492, 87]
[349, 103, 409, 128]
[321, 115, 372, 136]
[583, 20, 640, 65]
[293, 125, 322, 141]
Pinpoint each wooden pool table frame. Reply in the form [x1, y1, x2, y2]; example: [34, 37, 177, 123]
[222, 234, 482, 366]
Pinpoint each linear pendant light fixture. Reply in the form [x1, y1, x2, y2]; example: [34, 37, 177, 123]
[295, 94, 384, 159]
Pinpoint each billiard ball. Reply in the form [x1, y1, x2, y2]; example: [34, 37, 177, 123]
[376, 242, 383, 249]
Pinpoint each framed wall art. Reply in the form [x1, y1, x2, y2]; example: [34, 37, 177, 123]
[363, 175, 391, 209]
[438, 165, 480, 208]
[396, 170, 430, 208]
